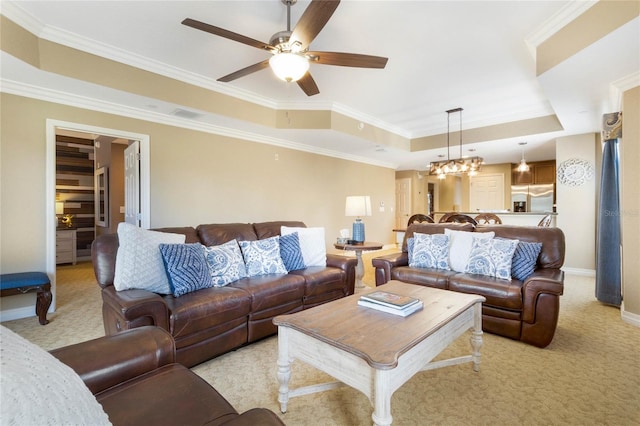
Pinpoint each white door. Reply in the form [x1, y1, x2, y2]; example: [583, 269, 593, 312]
[124, 141, 141, 226]
[395, 178, 412, 229]
[469, 174, 504, 212]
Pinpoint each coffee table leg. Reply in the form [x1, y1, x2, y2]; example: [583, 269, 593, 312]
[277, 327, 291, 413]
[471, 302, 483, 372]
[372, 370, 393, 426]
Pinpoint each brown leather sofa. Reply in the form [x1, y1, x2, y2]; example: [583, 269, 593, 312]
[92, 221, 357, 367]
[372, 223, 565, 348]
[50, 326, 285, 426]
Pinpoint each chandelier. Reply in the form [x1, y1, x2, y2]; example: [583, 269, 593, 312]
[429, 108, 483, 179]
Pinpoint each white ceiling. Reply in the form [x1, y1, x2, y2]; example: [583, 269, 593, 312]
[1, 1, 638, 170]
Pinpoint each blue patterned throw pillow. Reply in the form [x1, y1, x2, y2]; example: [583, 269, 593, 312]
[159, 243, 214, 297]
[510, 240, 543, 281]
[279, 232, 306, 272]
[204, 239, 247, 287]
[409, 232, 450, 270]
[239, 236, 288, 277]
[466, 237, 519, 280]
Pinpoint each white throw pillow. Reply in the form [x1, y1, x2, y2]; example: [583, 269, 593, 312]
[0, 326, 112, 425]
[444, 229, 495, 273]
[281, 226, 326, 266]
[114, 222, 186, 294]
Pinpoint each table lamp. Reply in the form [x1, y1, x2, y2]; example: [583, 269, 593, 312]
[345, 196, 372, 243]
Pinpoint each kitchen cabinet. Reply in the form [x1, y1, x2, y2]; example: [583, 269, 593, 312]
[512, 160, 556, 185]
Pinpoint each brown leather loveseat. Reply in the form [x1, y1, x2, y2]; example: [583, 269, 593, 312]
[372, 223, 565, 348]
[51, 326, 285, 425]
[92, 221, 357, 367]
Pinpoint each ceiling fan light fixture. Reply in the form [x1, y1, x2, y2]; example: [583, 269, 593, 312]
[269, 52, 309, 82]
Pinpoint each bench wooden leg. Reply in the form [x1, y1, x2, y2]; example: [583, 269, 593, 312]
[35, 284, 52, 325]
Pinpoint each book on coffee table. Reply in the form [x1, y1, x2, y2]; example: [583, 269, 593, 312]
[360, 291, 420, 309]
[357, 298, 424, 317]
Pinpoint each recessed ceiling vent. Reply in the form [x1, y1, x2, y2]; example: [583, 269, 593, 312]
[172, 108, 202, 119]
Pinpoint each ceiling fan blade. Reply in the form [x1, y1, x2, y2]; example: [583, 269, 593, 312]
[217, 59, 271, 83]
[307, 51, 388, 68]
[182, 18, 272, 52]
[290, 0, 340, 49]
[297, 73, 320, 97]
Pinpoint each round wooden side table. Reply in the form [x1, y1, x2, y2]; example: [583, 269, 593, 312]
[334, 241, 383, 288]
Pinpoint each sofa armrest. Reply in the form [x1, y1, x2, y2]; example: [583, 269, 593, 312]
[326, 253, 358, 295]
[102, 286, 170, 333]
[372, 252, 408, 286]
[50, 326, 175, 395]
[521, 268, 564, 323]
[519, 268, 564, 347]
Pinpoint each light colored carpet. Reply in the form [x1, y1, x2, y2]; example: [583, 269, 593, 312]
[3, 256, 640, 425]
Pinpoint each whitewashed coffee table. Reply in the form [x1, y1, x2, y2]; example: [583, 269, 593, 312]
[273, 280, 485, 426]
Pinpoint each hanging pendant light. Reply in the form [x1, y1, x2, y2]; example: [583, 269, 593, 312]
[517, 142, 530, 172]
[429, 108, 483, 178]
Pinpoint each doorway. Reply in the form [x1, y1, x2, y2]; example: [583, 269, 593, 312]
[46, 119, 150, 312]
[469, 173, 505, 212]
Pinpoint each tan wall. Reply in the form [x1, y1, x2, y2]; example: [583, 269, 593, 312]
[621, 86, 640, 318]
[555, 133, 597, 272]
[0, 93, 396, 316]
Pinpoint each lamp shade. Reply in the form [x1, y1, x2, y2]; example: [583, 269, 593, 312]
[55, 202, 64, 215]
[345, 196, 372, 217]
[269, 52, 310, 82]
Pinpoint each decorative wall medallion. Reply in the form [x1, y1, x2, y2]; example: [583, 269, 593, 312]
[557, 158, 594, 186]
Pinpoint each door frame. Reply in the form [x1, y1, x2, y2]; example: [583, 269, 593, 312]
[46, 119, 150, 311]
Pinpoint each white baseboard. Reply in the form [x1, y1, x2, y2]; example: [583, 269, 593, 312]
[0, 305, 55, 323]
[561, 267, 596, 277]
[621, 302, 640, 327]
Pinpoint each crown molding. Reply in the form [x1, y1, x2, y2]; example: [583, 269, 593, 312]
[525, 0, 598, 48]
[610, 71, 640, 111]
[1, 1, 407, 142]
[1, 78, 398, 169]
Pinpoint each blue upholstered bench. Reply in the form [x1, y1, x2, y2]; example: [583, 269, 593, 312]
[0, 272, 52, 325]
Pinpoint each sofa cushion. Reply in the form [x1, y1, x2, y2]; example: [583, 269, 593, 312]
[465, 237, 519, 280]
[204, 240, 247, 287]
[160, 243, 214, 297]
[1, 326, 111, 426]
[231, 274, 305, 318]
[279, 232, 306, 272]
[281, 226, 326, 266]
[390, 266, 456, 290]
[114, 222, 186, 294]
[197, 223, 257, 247]
[95, 363, 240, 426]
[409, 233, 450, 270]
[478, 224, 565, 269]
[445, 229, 495, 273]
[509, 240, 543, 281]
[448, 273, 523, 310]
[163, 286, 251, 340]
[290, 266, 346, 299]
[253, 221, 306, 239]
[239, 237, 288, 277]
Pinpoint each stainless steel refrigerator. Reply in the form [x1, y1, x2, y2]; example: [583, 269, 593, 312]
[511, 184, 554, 212]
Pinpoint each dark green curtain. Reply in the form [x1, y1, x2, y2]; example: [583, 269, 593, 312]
[595, 138, 621, 306]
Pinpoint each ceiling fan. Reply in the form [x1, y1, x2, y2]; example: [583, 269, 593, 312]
[182, 0, 388, 96]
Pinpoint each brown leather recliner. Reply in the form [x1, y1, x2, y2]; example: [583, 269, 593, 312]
[50, 326, 285, 426]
